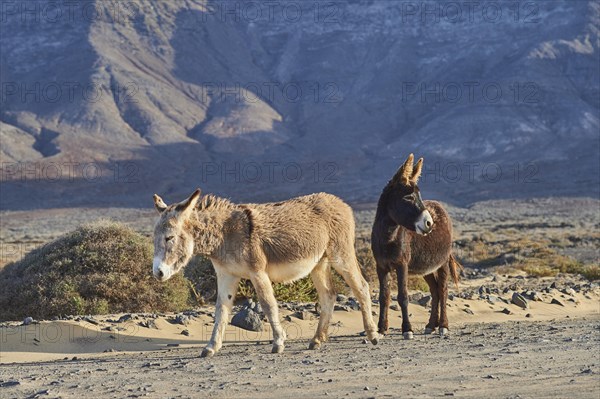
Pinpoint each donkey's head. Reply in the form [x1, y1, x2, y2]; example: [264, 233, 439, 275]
[151, 189, 201, 281]
[387, 154, 434, 235]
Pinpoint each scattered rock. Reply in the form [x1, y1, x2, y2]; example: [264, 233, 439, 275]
[83, 316, 100, 325]
[22, 317, 34, 325]
[551, 298, 565, 307]
[295, 311, 313, 321]
[336, 294, 348, 303]
[562, 288, 576, 296]
[409, 292, 424, 302]
[511, 292, 529, 309]
[334, 304, 350, 312]
[463, 308, 475, 315]
[418, 295, 432, 308]
[174, 314, 191, 326]
[181, 329, 190, 336]
[501, 308, 512, 315]
[526, 313, 532, 318]
[347, 298, 360, 311]
[231, 308, 263, 331]
[118, 314, 133, 323]
[390, 304, 399, 311]
[0, 381, 20, 387]
[139, 319, 159, 329]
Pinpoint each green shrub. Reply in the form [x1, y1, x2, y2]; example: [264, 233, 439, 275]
[0, 221, 190, 321]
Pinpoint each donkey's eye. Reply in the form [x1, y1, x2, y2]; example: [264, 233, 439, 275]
[165, 236, 175, 242]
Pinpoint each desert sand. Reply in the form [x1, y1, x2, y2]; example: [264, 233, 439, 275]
[1, 275, 599, 398]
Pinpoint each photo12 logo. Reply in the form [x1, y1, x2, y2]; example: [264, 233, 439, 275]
[421, 162, 540, 184]
[1, 82, 138, 105]
[199, 161, 339, 184]
[401, 81, 540, 104]
[0, 162, 140, 183]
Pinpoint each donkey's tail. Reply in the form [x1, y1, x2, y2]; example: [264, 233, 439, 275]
[448, 254, 463, 288]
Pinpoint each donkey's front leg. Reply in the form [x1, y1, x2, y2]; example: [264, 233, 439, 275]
[201, 272, 240, 358]
[377, 266, 392, 335]
[251, 271, 286, 354]
[396, 263, 413, 340]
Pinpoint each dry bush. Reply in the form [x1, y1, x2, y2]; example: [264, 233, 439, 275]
[0, 221, 190, 321]
[459, 234, 599, 281]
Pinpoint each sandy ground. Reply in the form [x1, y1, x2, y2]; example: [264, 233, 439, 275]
[1, 281, 599, 398]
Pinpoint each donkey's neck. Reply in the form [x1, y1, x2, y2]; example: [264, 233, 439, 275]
[185, 195, 237, 256]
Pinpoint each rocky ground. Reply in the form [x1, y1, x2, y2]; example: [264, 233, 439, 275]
[0, 317, 598, 399]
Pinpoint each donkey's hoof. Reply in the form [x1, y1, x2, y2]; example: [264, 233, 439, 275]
[403, 331, 414, 340]
[439, 328, 448, 337]
[424, 327, 435, 335]
[308, 341, 322, 350]
[200, 348, 215, 358]
[272, 344, 285, 354]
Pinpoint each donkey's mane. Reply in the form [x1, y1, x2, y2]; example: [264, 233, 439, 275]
[197, 194, 235, 211]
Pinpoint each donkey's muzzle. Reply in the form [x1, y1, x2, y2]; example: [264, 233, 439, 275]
[415, 210, 434, 235]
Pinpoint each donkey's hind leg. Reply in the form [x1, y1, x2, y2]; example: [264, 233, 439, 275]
[251, 270, 286, 353]
[308, 257, 336, 350]
[423, 273, 440, 334]
[437, 262, 450, 336]
[331, 251, 379, 345]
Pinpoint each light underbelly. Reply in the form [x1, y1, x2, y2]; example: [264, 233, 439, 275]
[267, 256, 321, 283]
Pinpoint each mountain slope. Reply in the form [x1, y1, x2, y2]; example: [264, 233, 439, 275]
[1, 0, 598, 209]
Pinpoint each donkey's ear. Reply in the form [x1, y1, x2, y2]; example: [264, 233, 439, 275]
[393, 153, 415, 185]
[411, 157, 423, 184]
[175, 188, 202, 213]
[153, 194, 168, 213]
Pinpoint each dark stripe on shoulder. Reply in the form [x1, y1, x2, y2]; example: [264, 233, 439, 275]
[241, 206, 254, 238]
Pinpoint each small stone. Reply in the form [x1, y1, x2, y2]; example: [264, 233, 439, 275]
[175, 314, 191, 326]
[118, 314, 132, 323]
[0, 381, 20, 387]
[83, 316, 99, 325]
[390, 304, 399, 311]
[334, 304, 350, 312]
[551, 298, 565, 307]
[511, 292, 529, 309]
[22, 317, 34, 325]
[418, 295, 432, 308]
[562, 288, 576, 296]
[181, 329, 190, 336]
[364, 387, 370, 391]
[295, 311, 313, 320]
[501, 308, 512, 315]
[231, 308, 263, 331]
[409, 292, 424, 302]
[463, 308, 475, 315]
[336, 294, 348, 303]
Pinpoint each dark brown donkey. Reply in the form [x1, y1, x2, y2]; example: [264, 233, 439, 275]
[371, 154, 462, 339]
